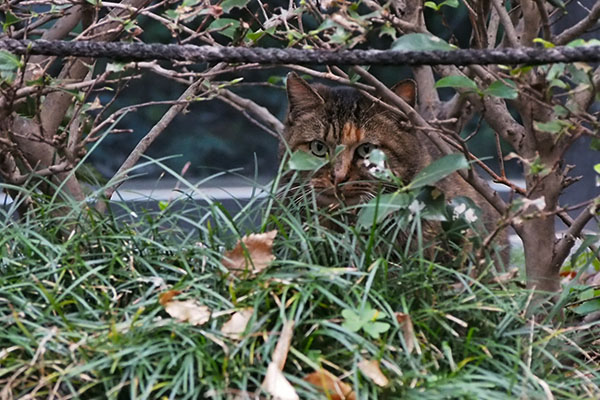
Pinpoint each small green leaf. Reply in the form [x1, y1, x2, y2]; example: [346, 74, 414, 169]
[221, 0, 249, 13]
[435, 75, 478, 91]
[594, 163, 600, 175]
[590, 138, 600, 151]
[363, 321, 390, 339]
[484, 79, 518, 99]
[392, 33, 455, 52]
[408, 154, 469, 190]
[357, 192, 411, 228]
[208, 18, 240, 39]
[2, 12, 20, 31]
[158, 201, 169, 211]
[424, 1, 440, 10]
[532, 38, 555, 48]
[0, 50, 22, 83]
[287, 150, 327, 171]
[573, 299, 600, 315]
[379, 23, 397, 40]
[534, 120, 571, 134]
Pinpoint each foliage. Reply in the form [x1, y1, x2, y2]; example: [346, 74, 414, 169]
[1, 170, 599, 399]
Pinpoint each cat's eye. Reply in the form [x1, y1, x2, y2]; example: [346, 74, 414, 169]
[309, 140, 328, 157]
[356, 143, 376, 158]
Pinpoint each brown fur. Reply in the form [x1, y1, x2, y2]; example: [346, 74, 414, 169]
[280, 72, 508, 266]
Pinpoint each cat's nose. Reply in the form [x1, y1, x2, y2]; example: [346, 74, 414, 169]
[333, 169, 350, 185]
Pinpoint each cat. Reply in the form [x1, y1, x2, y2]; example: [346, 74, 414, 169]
[279, 72, 508, 265]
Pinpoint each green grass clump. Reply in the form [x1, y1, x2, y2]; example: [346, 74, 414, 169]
[0, 173, 599, 400]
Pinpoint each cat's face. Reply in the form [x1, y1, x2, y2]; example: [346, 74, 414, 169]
[280, 72, 427, 208]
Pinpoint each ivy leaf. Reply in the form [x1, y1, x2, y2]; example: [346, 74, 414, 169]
[484, 79, 518, 99]
[408, 153, 469, 190]
[391, 33, 455, 52]
[435, 75, 478, 91]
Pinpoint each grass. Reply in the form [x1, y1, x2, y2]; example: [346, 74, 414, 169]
[1, 169, 599, 399]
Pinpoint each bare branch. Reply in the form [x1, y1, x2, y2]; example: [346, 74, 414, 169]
[552, 199, 600, 272]
[217, 89, 284, 138]
[491, 0, 520, 47]
[556, 1, 600, 45]
[97, 70, 220, 212]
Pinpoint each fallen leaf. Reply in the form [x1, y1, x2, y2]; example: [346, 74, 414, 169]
[357, 359, 389, 387]
[163, 300, 210, 326]
[158, 290, 181, 306]
[221, 308, 254, 339]
[222, 230, 277, 278]
[262, 362, 300, 400]
[304, 369, 356, 400]
[490, 267, 520, 284]
[395, 312, 418, 354]
[272, 320, 295, 369]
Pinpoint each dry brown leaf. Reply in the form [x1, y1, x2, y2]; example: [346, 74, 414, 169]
[158, 290, 181, 306]
[395, 312, 418, 355]
[262, 362, 300, 400]
[163, 300, 211, 326]
[221, 230, 277, 278]
[357, 359, 389, 387]
[261, 320, 297, 399]
[221, 308, 254, 339]
[272, 320, 295, 369]
[490, 267, 520, 284]
[303, 369, 356, 400]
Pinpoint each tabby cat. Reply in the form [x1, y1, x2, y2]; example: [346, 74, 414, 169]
[280, 72, 507, 263]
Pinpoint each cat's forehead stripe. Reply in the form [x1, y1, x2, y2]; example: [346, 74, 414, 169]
[341, 122, 363, 145]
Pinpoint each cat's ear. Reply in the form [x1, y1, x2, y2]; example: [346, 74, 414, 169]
[391, 80, 417, 107]
[286, 72, 325, 113]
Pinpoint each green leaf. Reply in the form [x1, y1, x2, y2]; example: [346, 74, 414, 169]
[286, 150, 327, 171]
[221, 0, 249, 13]
[363, 321, 390, 339]
[424, 1, 440, 10]
[408, 154, 469, 190]
[379, 23, 397, 40]
[0, 50, 21, 83]
[158, 201, 169, 211]
[341, 309, 362, 332]
[532, 38, 555, 48]
[534, 120, 571, 134]
[435, 75, 478, 91]
[484, 79, 518, 99]
[590, 138, 600, 152]
[391, 33, 455, 52]
[208, 18, 240, 39]
[573, 299, 600, 315]
[357, 192, 411, 229]
[2, 11, 20, 31]
[594, 163, 600, 175]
